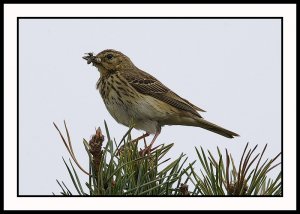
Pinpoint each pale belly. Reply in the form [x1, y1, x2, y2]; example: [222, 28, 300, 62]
[98, 75, 180, 134]
[103, 91, 167, 134]
[103, 83, 178, 134]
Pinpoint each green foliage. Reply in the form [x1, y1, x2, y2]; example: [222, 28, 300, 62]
[187, 144, 281, 195]
[53, 121, 281, 196]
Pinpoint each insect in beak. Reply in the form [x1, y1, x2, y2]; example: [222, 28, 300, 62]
[82, 52, 101, 64]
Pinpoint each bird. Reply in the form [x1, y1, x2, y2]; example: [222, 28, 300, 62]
[83, 49, 239, 153]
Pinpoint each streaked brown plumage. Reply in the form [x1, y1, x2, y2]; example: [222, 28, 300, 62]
[83, 49, 239, 152]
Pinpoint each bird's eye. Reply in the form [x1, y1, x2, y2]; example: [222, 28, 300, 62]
[106, 54, 113, 60]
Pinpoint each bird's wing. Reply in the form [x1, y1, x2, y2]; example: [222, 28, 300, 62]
[121, 68, 205, 117]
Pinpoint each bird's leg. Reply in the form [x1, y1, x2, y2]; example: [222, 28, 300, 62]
[129, 132, 150, 144]
[117, 132, 150, 155]
[140, 130, 161, 156]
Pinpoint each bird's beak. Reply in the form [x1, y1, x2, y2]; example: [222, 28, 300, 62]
[83, 52, 101, 65]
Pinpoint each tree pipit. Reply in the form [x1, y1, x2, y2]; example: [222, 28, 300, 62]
[83, 49, 239, 155]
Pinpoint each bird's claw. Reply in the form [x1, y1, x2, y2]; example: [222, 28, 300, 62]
[139, 144, 160, 156]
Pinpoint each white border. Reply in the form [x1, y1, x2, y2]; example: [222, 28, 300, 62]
[4, 4, 296, 210]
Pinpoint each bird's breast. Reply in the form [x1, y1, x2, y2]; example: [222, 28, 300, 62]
[97, 74, 178, 133]
[98, 74, 140, 125]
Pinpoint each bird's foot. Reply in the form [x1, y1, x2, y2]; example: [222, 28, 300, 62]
[139, 144, 160, 156]
[139, 131, 161, 156]
[117, 132, 150, 155]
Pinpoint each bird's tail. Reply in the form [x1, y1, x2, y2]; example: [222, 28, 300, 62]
[195, 118, 239, 138]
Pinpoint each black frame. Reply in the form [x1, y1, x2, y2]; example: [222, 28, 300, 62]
[16, 17, 284, 197]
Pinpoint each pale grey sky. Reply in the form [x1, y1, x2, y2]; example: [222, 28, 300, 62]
[19, 19, 281, 195]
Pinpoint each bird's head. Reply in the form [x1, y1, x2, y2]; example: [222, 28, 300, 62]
[83, 49, 134, 73]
